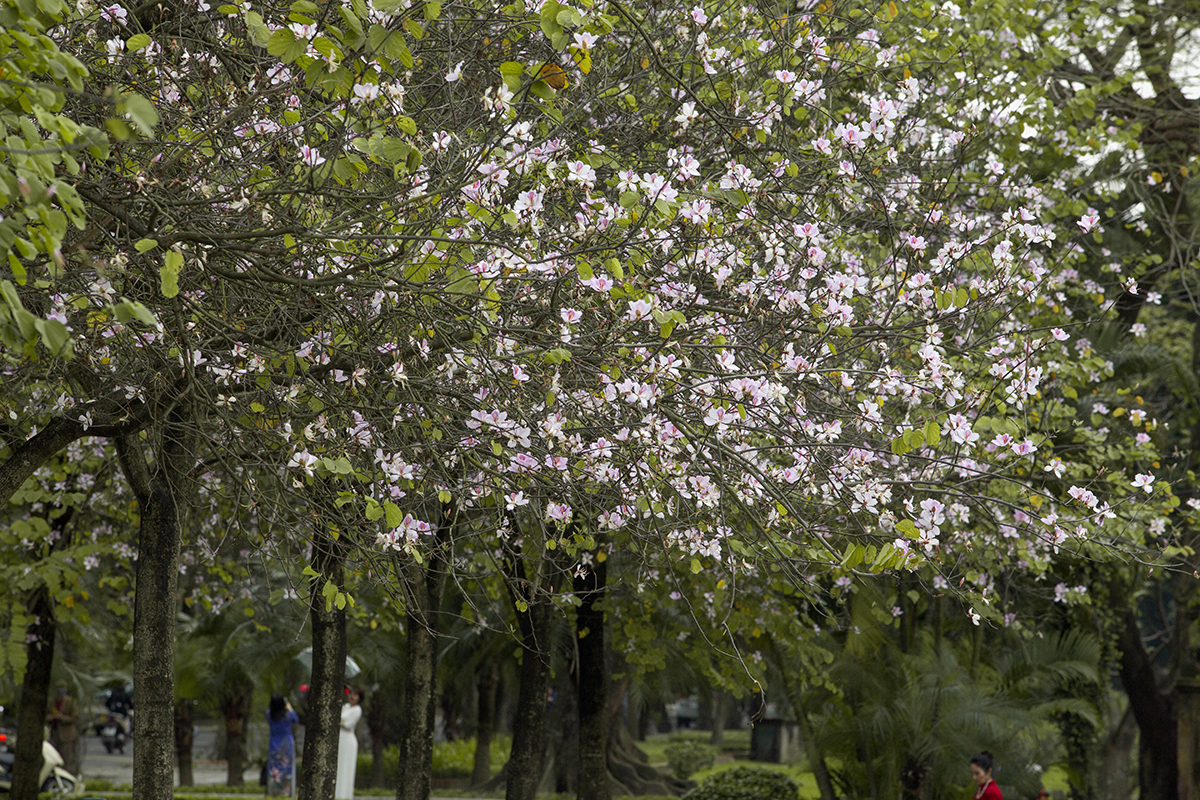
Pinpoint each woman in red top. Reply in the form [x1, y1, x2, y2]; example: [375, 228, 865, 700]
[970, 752, 1003, 800]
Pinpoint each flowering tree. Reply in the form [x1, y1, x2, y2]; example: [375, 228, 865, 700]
[2, 0, 1191, 798]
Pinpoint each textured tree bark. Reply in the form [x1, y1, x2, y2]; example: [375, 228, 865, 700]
[1096, 706, 1136, 800]
[0, 418, 86, 507]
[472, 654, 500, 787]
[697, 688, 713, 732]
[575, 555, 609, 800]
[710, 693, 731, 747]
[119, 402, 193, 800]
[0, 403, 151, 507]
[222, 689, 250, 785]
[396, 513, 450, 800]
[396, 571, 440, 800]
[500, 519, 568, 800]
[298, 528, 347, 800]
[11, 583, 56, 800]
[175, 699, 195, 787]
[504, 593, 553, 800]
[1116, 606, 1178, 800]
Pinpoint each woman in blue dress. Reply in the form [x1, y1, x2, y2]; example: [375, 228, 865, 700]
[266, 694, 299, 797]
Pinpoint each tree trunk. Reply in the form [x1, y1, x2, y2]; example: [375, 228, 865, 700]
[697, 688, 713, 732]
[223, 690, 250, 786]
[367, 692, 388, 789]
[1116, 605, 1178, 800]
[544, 673, 578, 795]
[504, 592, 554, 800]
[575, 555, 609, 800]
[1097, 706, 1136, 800]
[0, 407, 151, 507]
[297, 528, 348, 800]
[711, 693, 731, 748]
[0, 418, 86, 507]
[396, 574, 439, 800]
[396, 512, 450, 800]
[12, 583, 56, 800]
[118, 403, 192, 800]
[472, 654, 500, 786]
[768, 637, 836, 800]
[175, 699, 195, 787]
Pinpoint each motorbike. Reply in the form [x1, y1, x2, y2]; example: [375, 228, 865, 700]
[99, 713, 127, 754]
[0, 737, 81, 794]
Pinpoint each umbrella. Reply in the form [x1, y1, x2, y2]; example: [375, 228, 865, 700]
[295, 648, 361, 679]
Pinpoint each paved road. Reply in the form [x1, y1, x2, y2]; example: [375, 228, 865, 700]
[78, 727, 259, 786]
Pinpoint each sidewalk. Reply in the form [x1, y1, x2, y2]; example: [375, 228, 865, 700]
[78, 730, 258, 787]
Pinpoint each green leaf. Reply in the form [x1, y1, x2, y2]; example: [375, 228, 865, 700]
[160, 250, 183, 297]
[403, 18, 425, 39]
[438, 490, 451, 504]
[556, 7, 583, 26]
[690, 558, 702, 574]
[126, 33, 152, 51]
[540, 0, 565, 44]
[134, 238, 158, 253]
[245, 11, 271, 45]
[267, 28, 306, 62]
[383, 501, 404, 528]
[37, 318, 71, 356]
[338, 4, 363, 35]
[120, 93, 159, 137]
[924, 420, 941, 446]
[397, 116, 417, 135]
[424, 0, 441, 20]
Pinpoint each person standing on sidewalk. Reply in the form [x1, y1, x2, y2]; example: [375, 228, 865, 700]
[334, 688, 362, 800]
[266, 695, 299, 797]
[47, 685, 79, 775]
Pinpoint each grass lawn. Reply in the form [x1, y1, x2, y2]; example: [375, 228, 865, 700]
[634, 729, 752, 766]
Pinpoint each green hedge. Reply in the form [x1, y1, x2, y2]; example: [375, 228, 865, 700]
[356, 735, 512, 787]
[664, 738, 717, 780]
[682, 766, 800, 800]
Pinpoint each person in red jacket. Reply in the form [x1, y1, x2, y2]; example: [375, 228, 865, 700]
[970, 752, 1003, 800]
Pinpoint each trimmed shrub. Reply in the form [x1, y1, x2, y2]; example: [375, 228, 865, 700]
[356, 736, 513, 787]
[664, 738, 717, 780]
[682, 766, 799, 800]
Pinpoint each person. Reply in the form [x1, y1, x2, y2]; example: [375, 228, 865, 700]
[46, 685, 79, 775]
[970, 752, 1003, 800]
[334, 688, 363, 800]
[266, 694, 299, 797]
[106, 685, 133, 736]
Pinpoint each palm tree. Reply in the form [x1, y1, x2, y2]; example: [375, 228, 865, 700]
[176, 603, 303, 786]
[811, 625, 1102, 800]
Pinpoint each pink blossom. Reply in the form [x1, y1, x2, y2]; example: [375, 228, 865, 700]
[1131, 473, 1155, 493]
